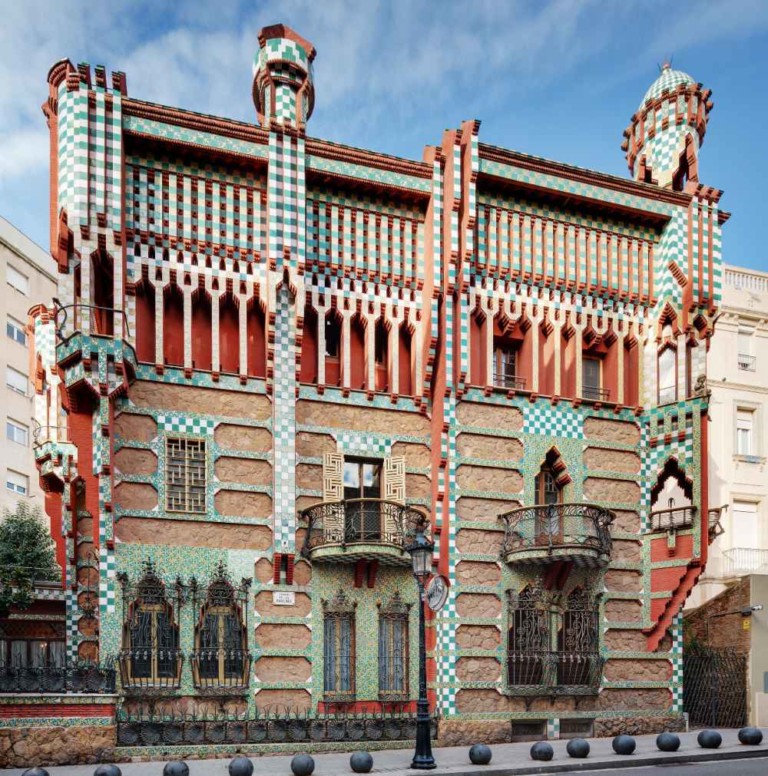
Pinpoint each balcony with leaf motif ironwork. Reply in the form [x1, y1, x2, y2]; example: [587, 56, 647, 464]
[300, 499, 430, 566]
[499, 504, 614, 568]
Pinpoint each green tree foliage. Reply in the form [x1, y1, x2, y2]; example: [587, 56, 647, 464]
[0, 501, 60, 614]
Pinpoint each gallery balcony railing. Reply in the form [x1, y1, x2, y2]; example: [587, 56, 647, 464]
[506, 650, 603, 696]
[53, 299, 132, 343]
[118, 648, 183, 694]
[737, 354, 756, 372]
[0, 660, 116, 694]
[650, 505, 696, 532]
[581, 385, 610, 402]
[493, 371, 526, 391]
[300, 499, 431, 566]
[722, 548, 768, 577]
[190, 649, 252, 694]
[499, 503, 614, 568]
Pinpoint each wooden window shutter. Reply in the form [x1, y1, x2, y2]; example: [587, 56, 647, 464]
[323, 452, 344, 502]
[383, 456, 406, 504]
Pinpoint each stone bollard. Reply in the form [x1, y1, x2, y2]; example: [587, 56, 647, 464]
[291, 753, 316, 776]
[566, 738, 590, 758]
[738, 727, 763, 745]
[350, 752, 374, 773]
[612, 735, 636, 755]
[697, 730, 722, 749]
[94, 767, 122, 776]
[468, 744, 492, 765]
[163, 762, 190, 776]
[229, 755, 255, 776]
[530, 741, 554, 761]
[656, 732, 680, 752]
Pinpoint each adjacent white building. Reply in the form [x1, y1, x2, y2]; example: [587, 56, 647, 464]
[0, 216, 57, 516]
[689, 264, 768, 608]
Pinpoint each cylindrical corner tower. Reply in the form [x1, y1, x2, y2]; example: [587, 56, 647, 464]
[622, 63, 713, 190]
[253, 24, 316, 130]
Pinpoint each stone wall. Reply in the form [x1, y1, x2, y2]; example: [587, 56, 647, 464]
[0, 724, 116, 768]
[684, 577, 751, 653]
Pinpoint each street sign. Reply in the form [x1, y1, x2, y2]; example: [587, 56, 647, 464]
[272, 591, 295, 606]
[425, 575, 449, 612]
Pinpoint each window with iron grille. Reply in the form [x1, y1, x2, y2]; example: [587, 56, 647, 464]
[323, 590, 355, 700]
[378, 593, 409, 700]
[166, 438, 206, 513]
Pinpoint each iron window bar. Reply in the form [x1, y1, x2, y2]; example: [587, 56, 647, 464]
[493, 370, 526, 390]
[53, 298, 132, 342]
[581, 385, 610, 402]
[0, 660, 116, 694]
[737, 354, 756, 371]
[650, 505, 696, 532]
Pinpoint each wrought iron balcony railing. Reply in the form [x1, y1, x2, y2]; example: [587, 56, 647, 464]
[301, 499, 430, 565]
[0, 661, 116, 694]
[581, 385, 610, 402]
[118, 648, 183, 693]
[493, 371, 526, 391]
[722, 548, 768, 577]
[499, 503, 614, 567]
[507, 650, 603, 695]
[738, 354, 756, 371]
[190, 649, 252, 693]
[54, 299, 132, 342]
[650, 505, 696, 532]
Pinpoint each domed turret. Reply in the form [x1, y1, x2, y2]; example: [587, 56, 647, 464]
[622, 63, 713, 190]
[252, 24, 315, 130]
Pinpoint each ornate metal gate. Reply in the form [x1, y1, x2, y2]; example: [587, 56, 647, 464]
[683, 647, 747, 728]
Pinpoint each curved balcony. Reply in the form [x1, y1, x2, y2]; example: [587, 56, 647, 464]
[300, 499, 430, 566]
[499, 503, 614, 568]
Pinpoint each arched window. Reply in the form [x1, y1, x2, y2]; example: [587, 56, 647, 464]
[374, 319, 389, 392]
[324, 310, 342, 386]
[163, 284, 184, 367]
[191, 289, 212, 371]
[323, 590, 355, 702]
[118, 561, 181, 689]
[134, 281, 155, 363]
[556, 588, 600, 687]
[378, 592, 409, 700]
[534, 452, 564, 542]
[192, 563, 250, 689]
[219, 293, 240, 374]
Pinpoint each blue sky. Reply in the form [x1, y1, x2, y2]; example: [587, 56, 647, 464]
[1, 0, 767, 270]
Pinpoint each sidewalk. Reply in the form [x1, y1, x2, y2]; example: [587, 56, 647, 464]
[3, 729, 768, 776]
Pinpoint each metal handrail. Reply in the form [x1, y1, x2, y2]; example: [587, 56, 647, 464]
[582, 385, 610, 402]
[0, 660, 116, 693]
[650, 505, 696, 532]
[32, 421, 68, 446]
[493, 372, 527, 390]
[722, 547, 768, 577]
[499, 503, 614, 558]
[737, 354, 756, 371]
[301, 498, 430, 555]
[190, 649, 252, 691]
[53, 298, 132, 342]
[506, 649, 603, 694]
[118, 648, 183, 691]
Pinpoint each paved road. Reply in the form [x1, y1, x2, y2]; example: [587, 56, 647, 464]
[571, 760, 768, 775]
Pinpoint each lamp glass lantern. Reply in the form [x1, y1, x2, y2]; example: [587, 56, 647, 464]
[407, 530, 433, 584]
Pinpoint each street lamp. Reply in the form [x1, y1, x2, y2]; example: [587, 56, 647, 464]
[406, 529, 436, 770]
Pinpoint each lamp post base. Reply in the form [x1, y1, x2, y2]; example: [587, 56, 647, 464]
[410, 754, 437, 770]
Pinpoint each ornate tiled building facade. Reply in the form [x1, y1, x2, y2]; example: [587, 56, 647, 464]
[29, 26, 726, 749]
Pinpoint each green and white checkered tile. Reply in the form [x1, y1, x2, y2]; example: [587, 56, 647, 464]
[524, 403, 584, 440]
[156, 414, 215, 435]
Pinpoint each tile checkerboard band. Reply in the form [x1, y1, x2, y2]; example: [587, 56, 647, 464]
[670, 610, 684, 712]
[524, 404, 584, 440]
[156, 414, 215, 434]
[335, 433, 392, 457]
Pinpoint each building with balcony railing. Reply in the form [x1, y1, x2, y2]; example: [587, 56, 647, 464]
[24, 33, 726, 759]
[687, 263, 768, 611]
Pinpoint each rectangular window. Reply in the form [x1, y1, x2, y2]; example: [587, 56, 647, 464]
[738, 329, 756, 371]
[6, 316, 26, 346]
[732, 501, 759, 564]
[166, 438, 206, 513]
[6, 264, 29, 295]
[6, 470, 28, 496]
[493, 341, 520, 389]
[378, 614, 408, 698]
[736, 409, 755, 456]
[658, 348, 677, 404]
[343, 458, 383, 541]
[6, 419, 28, 446]
[582, 357, 605, 401]
[6, 366, 27, 396]
[323, 614, 355, 698]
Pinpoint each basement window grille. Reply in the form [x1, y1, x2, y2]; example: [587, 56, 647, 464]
[166, 438, 206, 513]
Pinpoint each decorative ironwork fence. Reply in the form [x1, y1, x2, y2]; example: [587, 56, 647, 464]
[0, 661, 116, 693]
[301, 499, 430, 554]
[499, 504, 614, 558]
[650, 506, 696, 532]
[116, 707, 438, 747]
[683, 647, 747, 728]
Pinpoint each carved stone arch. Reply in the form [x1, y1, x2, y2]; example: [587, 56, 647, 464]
[657, 303, 681, 342]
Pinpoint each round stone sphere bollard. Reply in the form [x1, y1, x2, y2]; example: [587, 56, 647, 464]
[468, 744, 492, 765]
[291, 753, 316, 776]
[530, 741, 554, 761]
[612, 735, 636, 755]
[22, 769, 50, 776]
[350, 752, 374, 773]
[94, 766, 122, 776]
[656, 732, 681, 752]
[229, 755, 254, 776]
[566, 738, 590, 758]
[163, 762, 190, 776]
[697, 729, 722, 749]
[739, 726, 764, 745]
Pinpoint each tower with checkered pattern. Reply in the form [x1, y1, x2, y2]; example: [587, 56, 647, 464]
[623, 63, 713, 190]
[253, 24, 315, 129]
